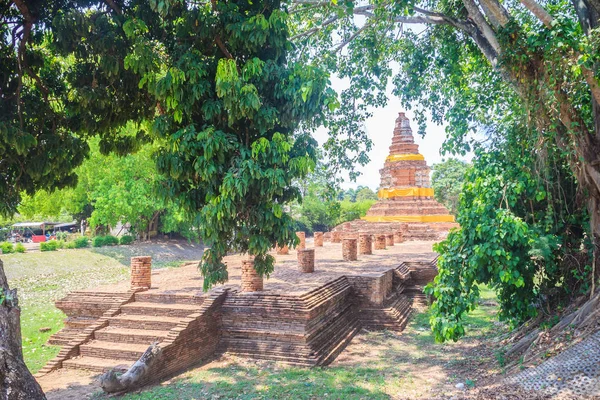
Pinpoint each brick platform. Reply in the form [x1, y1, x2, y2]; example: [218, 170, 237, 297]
[44, 241, 439, 387]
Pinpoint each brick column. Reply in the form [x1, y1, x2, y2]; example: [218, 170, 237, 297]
[358, 234, 372, 255]
[241, 259, 263, 292]
[374, 235, 387, 250]
[276, 245, 289, 255]
[131, 256, 152, 289]
[393, 230, 404, 243]
[323, 232, 331, 242]
[385, 233, 395, 246]
[296, 231, 306, 250]
[314, 232, 324, 247]
[332, 231, 342, 243]
[342, 238, 358, 261]
[297, 249, 315, 273]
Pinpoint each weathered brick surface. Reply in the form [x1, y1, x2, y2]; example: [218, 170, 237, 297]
[131, 256, 152, 289]
[374, 235, 387, 250]
[296, 231, 306, 250]
[323, 232, 331, 242]
[342, 238, 358, 261]
[314, 232, 324, 247]
[298, 249, 315, 273]
[240, 260, 263, 292]
[358, 234, 372, 255]
[276, 245, 289, 255]
[385, 234, 394, 246]
[394, 230, 404, 243]
[331, 231, 342, 243]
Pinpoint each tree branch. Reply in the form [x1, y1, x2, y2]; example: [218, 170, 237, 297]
[478, 0, 511, 28]
[463, 0, 501, 54]
[519, 0, 554, 28]
[290, 15, 340, 40]
[104, 0, 123, 15]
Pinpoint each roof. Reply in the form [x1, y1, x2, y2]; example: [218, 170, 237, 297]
[11, 222, 60, 228]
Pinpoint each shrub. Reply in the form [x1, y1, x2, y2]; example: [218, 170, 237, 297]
[65, 241, 76, 249]
[92, 235, 119, 247]
[104, 235, 119, 246]
[0, 242, 14, 254]
[1, 242, 14, 254]
[14, 243, 26, 253]
[73, 236, 89, 248]
[119, 235, 134, 245]
[55, 231, 68, 241]
[40, 240, 60, 252]
[92, 236, 106, 247]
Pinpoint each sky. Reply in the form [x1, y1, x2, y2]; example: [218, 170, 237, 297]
[312, 82, 473, 191]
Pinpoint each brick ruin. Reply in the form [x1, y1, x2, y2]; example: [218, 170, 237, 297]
[40, 247, 438, 391]
[333, 112, 458, 240]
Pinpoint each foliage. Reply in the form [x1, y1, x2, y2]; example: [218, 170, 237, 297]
[14, 243, 26, 254]
[0, 242, 14, 254]
[338, 200, 376, 224]
[92, 235, 119, 248]
[73, 236, 89, 249]
[431, 159, 470, 214]
[426, 124, 590, 342]
[339, 186, 377, 202]
[54, 231, 68, 241]
[40, 241, 60, 252]
[119, 235, 135, 245]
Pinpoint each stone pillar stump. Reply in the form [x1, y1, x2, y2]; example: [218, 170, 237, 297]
[296, 231, 306, 250]
[358, 234, 372, 255]
[323, 232, 331, 242]
[342, 238, 358, 261]
[385, 233, 395, 246]
[394, 230, 404, 243]
[374, 235, 387, 250]
[131, 256, 152, 289]
[241, 259, 263, 292]
[314, 232, 324, 247]
[332, 231, 342, 243]
[298, 249, 315, 273]
[276, 245, 289, 255]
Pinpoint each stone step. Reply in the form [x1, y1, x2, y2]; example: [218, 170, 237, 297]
[108, 314, 182, 330]
[120, 302, 199, 317]
[94, 327, 170, 344]
[63, 356, 132, 373]
[47, 328, 81, 346]
[134, 292, 205, 305]
[80, 341, 149, 360]
[64, 316, 97, 329]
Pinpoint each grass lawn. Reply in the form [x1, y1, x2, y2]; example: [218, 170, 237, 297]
[91, 286, 503, 400]
[3, 250, 129, 373]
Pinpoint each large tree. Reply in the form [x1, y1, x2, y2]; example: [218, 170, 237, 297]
[289, 0, 600, 340]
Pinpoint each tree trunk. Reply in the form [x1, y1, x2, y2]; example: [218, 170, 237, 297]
[0, 259, 46, 400]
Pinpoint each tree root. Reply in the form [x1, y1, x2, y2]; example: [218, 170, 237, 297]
[99, 343, 162, 394]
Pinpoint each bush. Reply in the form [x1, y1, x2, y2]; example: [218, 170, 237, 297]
[73, 236, 89, 248]
[65, 241, 76, 249]
[92, 235, 119, 247]
[119, 235, 134, 245]
[1, 242, 14, 254]
[40, 240, 60, 252]
[55, 231, 68, 241]
[14, 243, 26, 253]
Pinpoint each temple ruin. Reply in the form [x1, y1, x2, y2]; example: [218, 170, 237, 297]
[334, 112, 458, 240]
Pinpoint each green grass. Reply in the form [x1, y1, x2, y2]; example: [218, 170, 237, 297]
[92, 285, 502, 400]
[3, 250, 130, 372]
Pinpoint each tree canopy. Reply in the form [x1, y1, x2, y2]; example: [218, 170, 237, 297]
[431, 159, 470, 215]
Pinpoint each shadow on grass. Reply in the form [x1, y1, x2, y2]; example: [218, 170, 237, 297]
[92, 364, 391, 400]
[90, 240, 204, 268]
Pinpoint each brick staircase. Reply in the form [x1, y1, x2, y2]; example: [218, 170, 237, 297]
[49, 291, 131, 346]
[221, 277, 361, 366]
[59, 291, 204, 373]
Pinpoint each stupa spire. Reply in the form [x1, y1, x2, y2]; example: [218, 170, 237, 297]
[361, 112, 455, 224]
